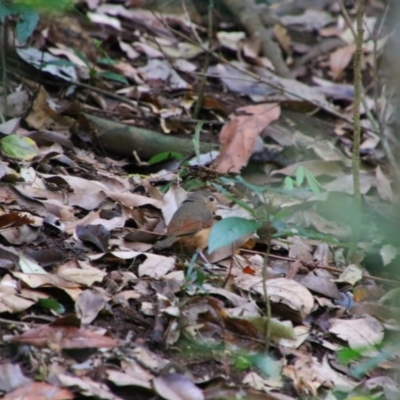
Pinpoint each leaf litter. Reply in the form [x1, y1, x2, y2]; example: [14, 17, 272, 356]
[0, 0, 398, 399]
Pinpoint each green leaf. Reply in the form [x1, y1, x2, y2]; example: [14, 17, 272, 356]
[305, 170, 322, 196]
[0, 3, 16, 21]
[14, 0, 72, 13]
[247, 316, 295, 341]
[208, 217, 261, 254]
[98, 71, 128, 84]
[16, 6, 39, 43]
[73, 49, 90, 67]
[212, 183, 255, 215]
[284, 176, 294, 190]
[192, 121, 203, 165]
[296, 166, 305, 187]
[232, 175, 266, 195]
[234, 356, 252, 371]
[37, 298, 65, 313]
[148, 151, 183, 165]
[273, 225, 341, 244]
[1, 135, 39, 160]
[183, 178, 205, 192]
[350, 348, 394, 378]
[337, 347, 363, 364]
[97, 57, 116, 66]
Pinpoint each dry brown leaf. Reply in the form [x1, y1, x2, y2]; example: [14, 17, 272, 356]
[161, 186, 188, 225]
[57, 264, 107, 286]
[283, 354, 335, 397]
[337, 264, 363, 285]
[106, 369, 152, 389]
[75, 289, 106, 325]
[12, 315, 119, 350]
[243, 371, 283, 392]
[272, 160, 344, 178]
[213, 103, 280, 173]
[138, 59, 190, 90]
[13, 271, 80, 290]
[217, 31, 246, 52]
[105, 191, 163, 209]
[273, 25, 291, 55]
[0, 281, 35, 313]
[3, 381, 74, 400]
[329, 315, 384, 349]
[138, 253, 176, 278]
[375, 165, 393, 201]
[323, 172, 376, 194]
[234, 276, 314, 319]
[329, 44, 356, 80]
[57, 374, 125, 400]
[153, 373, 204, 400]
[280, 9, 333, 31]
[279, 325, 310, 349]
[25, 86, 75, 132]
[321, 356, 358, 393]
[297, 275, 341, 300]
[0, 363, 31, 393]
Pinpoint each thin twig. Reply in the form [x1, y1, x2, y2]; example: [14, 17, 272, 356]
[193, 0, 213, 119]
[241, 248, 399, 285]
[337, 0, 400, 183]
[0, 317, 41, 326]
[349, 0, 366, 263]
[1, 17, 9, 121]
[259, 195, 272, 350]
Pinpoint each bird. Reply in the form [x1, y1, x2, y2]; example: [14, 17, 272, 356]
[153, 190, 223, 253]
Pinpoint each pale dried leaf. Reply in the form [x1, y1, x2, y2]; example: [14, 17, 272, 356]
[58, 374, 124, 400]
[329, 315, 384, 349]
[153, 373, 204, 400]
[234, 276, 314, 318]
[380, 244, 398, 267]
[375, 165, 393, 201]
[138, 254, 176, 278]
[330, 45, 356, 80]
[75, 289, 106, 325]
[336, 264, 362, 285]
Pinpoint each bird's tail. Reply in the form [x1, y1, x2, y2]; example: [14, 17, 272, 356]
[152, 235, 179, 250]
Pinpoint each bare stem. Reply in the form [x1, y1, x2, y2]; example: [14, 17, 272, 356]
[350, 0, 366, 263]
[193, 0, 213, 119]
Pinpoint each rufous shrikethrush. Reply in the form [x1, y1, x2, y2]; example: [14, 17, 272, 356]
[153, 190, 225, 253]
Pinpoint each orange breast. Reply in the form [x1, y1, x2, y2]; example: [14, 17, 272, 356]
[173, 227, 212, 252]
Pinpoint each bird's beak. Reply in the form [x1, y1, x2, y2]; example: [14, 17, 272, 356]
[216, 203, 231, 210]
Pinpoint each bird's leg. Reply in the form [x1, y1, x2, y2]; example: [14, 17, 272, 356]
[198, 250, 213, 267]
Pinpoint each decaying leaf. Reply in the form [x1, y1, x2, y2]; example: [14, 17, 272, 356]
[213, 103, 281, 173]
[330, 315, 384, 350]
[12, 314, 119, 350]
[235, 276, 314, 320]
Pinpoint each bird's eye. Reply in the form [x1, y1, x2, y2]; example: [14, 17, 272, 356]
[208, 196, 216, 202]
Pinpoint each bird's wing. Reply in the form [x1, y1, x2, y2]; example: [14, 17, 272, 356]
[168, 218, 209, 236]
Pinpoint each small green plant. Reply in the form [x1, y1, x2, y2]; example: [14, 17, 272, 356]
[148, 151, 183, 165]
[192, 121, 203, 165]
[284, 166, 322, 196]
[233, 351, 281, 377]
[0, 0, 72, 44]
[215, 175, 343, 245]
[74, 46, 128, 84]
[182, 252, 207, 295]
[337, 344, 397, 379]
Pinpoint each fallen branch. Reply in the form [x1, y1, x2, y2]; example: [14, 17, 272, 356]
[84, 114, 217, 159]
